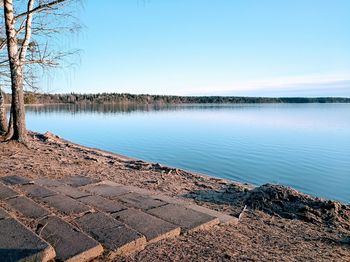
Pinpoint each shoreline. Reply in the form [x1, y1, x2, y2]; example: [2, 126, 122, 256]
[1, 132, 349, 261]
[3, 92, 350, 105]
[4, 101, 350, 107]
[45, 132, 348, 205]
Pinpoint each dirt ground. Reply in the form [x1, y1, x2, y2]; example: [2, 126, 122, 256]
[0, 132, 349, 262]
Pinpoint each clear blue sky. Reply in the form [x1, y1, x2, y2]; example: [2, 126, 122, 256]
[49, 0, 350, 96]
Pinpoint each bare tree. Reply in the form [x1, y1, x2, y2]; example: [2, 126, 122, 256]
[1, 0, 80, 142]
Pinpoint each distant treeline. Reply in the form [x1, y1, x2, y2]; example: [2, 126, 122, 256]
[3, 92, 350, 104]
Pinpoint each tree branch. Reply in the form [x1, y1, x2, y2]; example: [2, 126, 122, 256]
[24, 59, 58, 66]
[0, 40, 6, 52]
[14, 0, 67, 20]
[0, 59, 9, 65]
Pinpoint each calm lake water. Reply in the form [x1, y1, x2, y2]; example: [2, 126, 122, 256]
[25, 103, 350, 203]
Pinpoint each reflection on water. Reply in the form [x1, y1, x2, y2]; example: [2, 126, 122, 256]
[26, 103, 266, 114]
[25, 103, 350, 203]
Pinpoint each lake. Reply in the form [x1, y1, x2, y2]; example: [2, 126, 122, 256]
[25, 103, 350, 203]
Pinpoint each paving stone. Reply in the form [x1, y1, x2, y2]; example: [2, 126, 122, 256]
[76, 212, 124, 229]
[98, 181, 123, 187]
[112, 208, 181, 243]
[75, 212, 146, 257]
[0, 218, 56, 262]
[37, 216, 103, 262]
[0, 182, 19, 200]
[116, 192, 166, 210]
[78, 195, 126, 213]
[34, 178, 64, 187]
[153, 195, 237, 224]
[6, 196, 50, 219]
[187, 204, 239, 225]
[0, 207, 10, 220]
[152, 194, 192, 206]
[83, 184, 131, 199]
[0, 175, 32, 185]
[147, 204, 219, 232]
[41, 194, 91, 215]
[101, 181, 153, 195]
[52, 185, 91, 199]
[20, 184, 57, 198]
[62, 175, 100, 187]
[123, 185, 154, 195]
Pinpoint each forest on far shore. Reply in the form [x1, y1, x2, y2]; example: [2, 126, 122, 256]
[3, 92, 350, 105]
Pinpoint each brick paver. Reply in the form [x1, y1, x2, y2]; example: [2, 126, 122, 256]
[83, 183, 131, 198]
[112, 208, 181, 243]
[20, 184, 57, 198]
[0, 175, 32, 185]
[52, 185, 91, 199]
[152, 193, 191, 205]
[62, 175, 99, 187]
[6, 196, 50, 219]
[187, 204, 238, 225]
[37, 216, 103, 261]
[75, 212, 146, 257]
[154, 194, 238, 225]
[78, 195, 126, 213]
[0, 182, 19, 200]
[101, 181, 153, 196]
[41, 194, 91, 215]
[34, 178, 64, 187]
[116, 192, 166, 210]
[0, 217, 55, 262]
[147, 204, 220, 232]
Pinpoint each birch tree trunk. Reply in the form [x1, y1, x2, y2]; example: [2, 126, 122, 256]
[0, 88, 8, 134]
[3, 0, 27, 142]
[2, 0, 78, 142]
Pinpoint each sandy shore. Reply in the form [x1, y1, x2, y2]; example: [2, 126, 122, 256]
[0, 132, 349, 261]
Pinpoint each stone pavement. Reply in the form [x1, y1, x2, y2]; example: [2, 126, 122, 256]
[0, 175, 238, 261]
